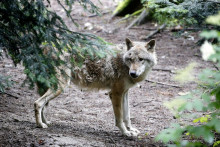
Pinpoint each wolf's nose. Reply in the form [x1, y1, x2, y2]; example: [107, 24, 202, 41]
[130, 71, 138, 78]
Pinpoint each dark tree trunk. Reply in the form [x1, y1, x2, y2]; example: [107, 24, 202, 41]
[112, 0, 142, 17]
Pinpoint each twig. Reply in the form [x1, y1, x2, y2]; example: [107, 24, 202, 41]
[133, 100, 153, 107]
[136, 9, 149, 25]
[109, 137, 117, 146]
[213, 63, 220, 71]
[141, 24, 166, 40]
[126, 9, 149, 30]
[114, 16, 132, 24]
[130, 27, 163, 30]
[56, 0, 78, 27]
[88, 11, 111, 17]
[170, 28, 201, 32]
[130, 27, 201, 31]
[0, 91, 19, 99]
[145, 79, 182, 88]
[115, 9, 144, 24]
[125, 17, 139, 30]
[106, 132, 117, 146]
[152, 68, 175, 73]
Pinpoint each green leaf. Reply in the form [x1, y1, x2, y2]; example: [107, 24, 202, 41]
[0, 75, 13, 93]
[206, 12, 220, 26]
[164, 98, 187, 116]
[193, 118, 200, 123]
[174, 62, 197, 83]
[200, 30, 219, 39]
[207, 118, 220, 133]
[200, 116, 208, 123]
[188, 126, 214, 144]
[184, 101, 193, 111]
[193, 99, 203, 111]
[156, 123, 184, 143]
[201, 93, 211, 103]
[213, 141, 220, 147]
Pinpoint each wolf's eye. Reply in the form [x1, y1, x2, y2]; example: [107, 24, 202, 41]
[139, 58, 144, 61]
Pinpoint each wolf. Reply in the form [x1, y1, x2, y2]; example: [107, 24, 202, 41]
[34, 38, 157, 136]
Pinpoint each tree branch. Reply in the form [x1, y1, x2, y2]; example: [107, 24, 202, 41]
[152, 68, 173, 73]
[126, 9, 149, 30]
[133, 100, 153, 107]
[145, 79, 182, 88]
[141, 24, 166, 40]
[0, 91, 19, 99]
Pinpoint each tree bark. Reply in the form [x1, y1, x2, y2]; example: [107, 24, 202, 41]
[112, 0, 142, 18]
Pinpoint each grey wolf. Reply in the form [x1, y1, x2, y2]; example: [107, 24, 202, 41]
[34, 38, 157, 136]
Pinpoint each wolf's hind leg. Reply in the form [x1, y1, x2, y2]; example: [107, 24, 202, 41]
[123, 91, 140, 136]
[34, 88, 62, 128]
[35, 68, 71, 128]
[41, 102, 51, 125]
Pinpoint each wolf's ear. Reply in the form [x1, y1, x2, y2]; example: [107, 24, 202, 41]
[145, 39, 156, 52]
[125, 38, 134, 50]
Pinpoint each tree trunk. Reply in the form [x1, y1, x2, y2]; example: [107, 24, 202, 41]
[112, 0, 142, 17]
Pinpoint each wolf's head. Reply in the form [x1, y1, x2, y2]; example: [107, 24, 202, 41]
[123, 38, 157, 79]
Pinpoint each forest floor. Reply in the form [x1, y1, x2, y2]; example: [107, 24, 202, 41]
[0, 0, 215, 147]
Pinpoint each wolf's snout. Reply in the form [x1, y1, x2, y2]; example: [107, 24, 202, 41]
[129, 71, 138, 78]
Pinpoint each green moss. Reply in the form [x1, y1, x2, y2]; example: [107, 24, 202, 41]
[113, 0, 132, 15]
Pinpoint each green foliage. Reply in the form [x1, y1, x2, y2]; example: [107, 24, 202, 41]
[174, 62, 197, 83]
[156, 123, 184, 144]
[213, 140, 220, 147]
[0, 0, 112, 93]
[0, 75, 13, 92]
[206, 11, 220, 27]
[141, 0, 220, 26]
[193, 115, 211, 123]
[156, 13, 220, 146]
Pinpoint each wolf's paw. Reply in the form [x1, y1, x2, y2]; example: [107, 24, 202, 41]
[129, 127, 140, 135]
[37, 122, 48, 128]
[130, 131, 139, 137]
[44, 120, 51, 125]
[123, 130, 138, 137]
[123, 131, 132, 137]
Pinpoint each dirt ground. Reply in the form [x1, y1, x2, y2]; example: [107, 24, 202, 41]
[0, 0, 215, 147]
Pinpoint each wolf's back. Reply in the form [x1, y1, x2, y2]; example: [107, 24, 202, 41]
[71, 49, 128, 90]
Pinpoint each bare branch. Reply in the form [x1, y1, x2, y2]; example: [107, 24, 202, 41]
[145, 79, 182, 88]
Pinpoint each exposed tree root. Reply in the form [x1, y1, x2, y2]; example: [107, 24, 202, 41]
[88, 10, 111, 17]
[145, 79, 182, 88]
[0, 91, 19, 99]
[126, 9, 149, 30]
[141, 24, 166, 40]
[152, 68, 176, 73]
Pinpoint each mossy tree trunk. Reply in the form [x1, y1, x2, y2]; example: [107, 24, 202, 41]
[112, 0, 142, 17]
[112, 0, 151, 29]
[113, 0, 220, 29]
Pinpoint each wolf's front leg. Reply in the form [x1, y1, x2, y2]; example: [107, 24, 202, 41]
[123, 91, 140, 136]
[110, 88, 137, 137]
